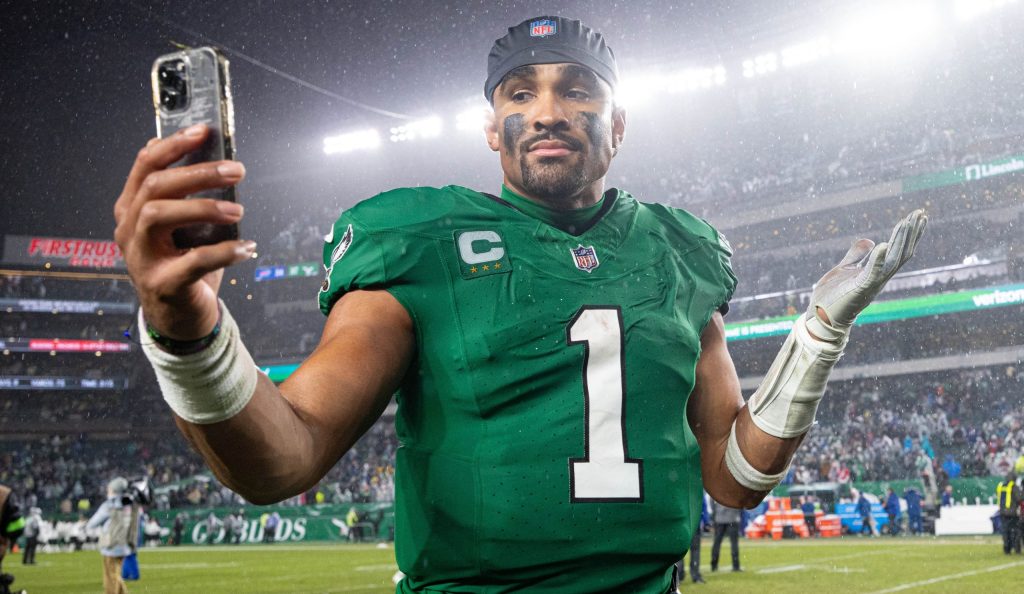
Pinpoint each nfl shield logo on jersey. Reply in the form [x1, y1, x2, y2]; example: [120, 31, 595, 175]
[570, 245, 600, 273]
[530, 19, 557, 37]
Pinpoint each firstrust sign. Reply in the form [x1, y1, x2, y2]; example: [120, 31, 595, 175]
[3, 235, 125, 269]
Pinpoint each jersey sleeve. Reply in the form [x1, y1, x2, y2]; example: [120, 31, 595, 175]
[704, 223, 738, 317]
[317, 209, 388, 316]
[642, 201, 738, 326]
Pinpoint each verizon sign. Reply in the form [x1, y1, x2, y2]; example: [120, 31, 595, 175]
[3, 235, 125, 269]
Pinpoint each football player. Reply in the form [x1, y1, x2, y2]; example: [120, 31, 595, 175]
[114, 15, 926, 593]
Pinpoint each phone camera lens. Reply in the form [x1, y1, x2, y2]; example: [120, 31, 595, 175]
[160, 88, 180, 110]
[158, 59, 188, 111]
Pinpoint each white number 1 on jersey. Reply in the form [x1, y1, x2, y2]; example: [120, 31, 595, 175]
[567, 307, 643, 502]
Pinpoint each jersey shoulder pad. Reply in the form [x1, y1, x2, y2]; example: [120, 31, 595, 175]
[317, 185, 479, 315]
[334, 185, 472, 231]
[638, 201, 737, 315]
[639, 201, 731, 254]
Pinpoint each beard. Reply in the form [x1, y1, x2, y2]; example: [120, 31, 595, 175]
[518, 153, 590, 207]
[504, 111, 610, 209]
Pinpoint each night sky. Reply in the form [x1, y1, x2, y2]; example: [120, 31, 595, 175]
[0, 0, 832, 243]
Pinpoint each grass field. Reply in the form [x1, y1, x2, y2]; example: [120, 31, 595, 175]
[5, 536, 1022, 593]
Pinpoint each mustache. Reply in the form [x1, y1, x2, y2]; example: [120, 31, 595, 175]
[519, 131, 583, 153]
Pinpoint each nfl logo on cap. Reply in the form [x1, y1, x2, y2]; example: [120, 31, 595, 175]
[570, 244, 600, 273]
[530, 19, 557, 37]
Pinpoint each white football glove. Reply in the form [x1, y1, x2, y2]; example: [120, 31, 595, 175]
[737, 209, 929, 450]
[805, 209, 928, 344]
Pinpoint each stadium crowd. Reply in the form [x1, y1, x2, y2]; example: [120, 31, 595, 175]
[792, 365, 1024, 487]
[0, 277, 133, 302]
[730, 306, 1024, 377]
[1, 364, 1019, 520]
[617, 53, 1024, 216]
[0, 421, 397, 516]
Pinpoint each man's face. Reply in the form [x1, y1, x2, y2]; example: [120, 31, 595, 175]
[487, 63, 625, 208]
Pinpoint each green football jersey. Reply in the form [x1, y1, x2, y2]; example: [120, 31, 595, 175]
[319, 185, 736, 593]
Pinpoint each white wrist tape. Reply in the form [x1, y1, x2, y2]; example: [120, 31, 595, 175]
[724, 423, 789, 492]
[139, 302, 259, 424]
[804, 307, 849, 345]
[746, 315, 846, 439]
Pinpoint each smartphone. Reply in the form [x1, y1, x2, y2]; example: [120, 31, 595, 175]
[151, 46, 239, 249]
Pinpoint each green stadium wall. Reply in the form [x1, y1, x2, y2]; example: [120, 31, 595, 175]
[148, 502, 395, 544]
[774, 476, 1002, 504]
[142, 478, 1002, 545]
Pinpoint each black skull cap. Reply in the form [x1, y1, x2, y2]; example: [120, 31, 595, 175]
[485, 16, 619, 103]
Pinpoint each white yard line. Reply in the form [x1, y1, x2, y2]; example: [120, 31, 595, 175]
[758, 564, 807, 574]
[868, 560, 1024, 593]
[354, 563, 399, 572]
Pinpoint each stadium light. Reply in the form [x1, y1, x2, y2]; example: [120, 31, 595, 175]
[666, 66, 727, 93]
[832, 1, 940, 60]
[316, 0, 999, 158]
[954, 0, 1019, 21]
[741, 52, 778, 78]
[781, 37, 832, 69]
[389, 116, 442, 143]
[614, 73, 663, 109]
[455, 106, 490, 133]
[617, 65, 726, 108]
[323, 129, 381, 155]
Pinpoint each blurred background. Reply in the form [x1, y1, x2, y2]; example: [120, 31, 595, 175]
[1, 0, 1022, 551]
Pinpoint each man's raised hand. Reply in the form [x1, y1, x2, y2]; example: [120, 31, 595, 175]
[806, 209, 928, 344]
[113, 124, 254, 341]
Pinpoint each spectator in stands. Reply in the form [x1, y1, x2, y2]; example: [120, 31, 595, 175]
[942, 454, 962, 480]
[86, 477, 139, 594]
[709, 499, 742, 573]
[904, 487, 924, 536]
[941, 485, 954, 507]
[884, 488, 902, 536]
[916, 450, 938, 504]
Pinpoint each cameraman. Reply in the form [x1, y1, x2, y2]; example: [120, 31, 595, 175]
[86, 478, 139, 594]
[0, 484, 27, 594]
